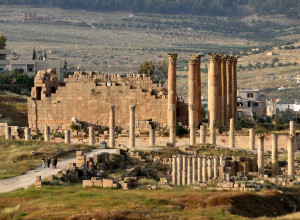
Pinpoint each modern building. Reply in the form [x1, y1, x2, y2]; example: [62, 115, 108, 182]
[0, 49, 11, 72]
[237, 88, 266, 119]
[8, 58, 62, 79]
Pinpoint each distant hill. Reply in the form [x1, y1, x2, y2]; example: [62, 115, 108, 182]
[0, 0, 298, 17]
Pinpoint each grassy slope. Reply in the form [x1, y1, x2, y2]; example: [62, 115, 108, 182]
[0, 93, 28, 127]
[0, 138, 96, 179]
[0, 185, 299, 219]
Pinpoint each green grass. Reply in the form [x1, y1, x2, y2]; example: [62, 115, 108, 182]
[0, 184, 299, 219]
[0, 138, 96, 179]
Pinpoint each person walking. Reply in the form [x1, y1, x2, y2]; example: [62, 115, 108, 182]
[53, 157, 57, 168]
[42, 157, 46, 168]
[47, 157, 51, 168]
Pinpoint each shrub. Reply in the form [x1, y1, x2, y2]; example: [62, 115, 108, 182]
[176, 123, 189, 137]
[70, 124, 80, 131]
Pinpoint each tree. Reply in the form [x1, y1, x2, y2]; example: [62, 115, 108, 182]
[138, 61, 155, 76]
[64, 60, 68, 69]
[32, 47, 37, 60]
[0, 34, 7, 49]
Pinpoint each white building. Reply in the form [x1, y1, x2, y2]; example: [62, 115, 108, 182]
[0, 49, 10, 72]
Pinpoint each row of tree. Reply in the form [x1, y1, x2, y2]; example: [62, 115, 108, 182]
[0, 0, 298, 17]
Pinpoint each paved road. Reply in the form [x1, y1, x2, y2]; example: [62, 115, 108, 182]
[0, 148, 116, 193]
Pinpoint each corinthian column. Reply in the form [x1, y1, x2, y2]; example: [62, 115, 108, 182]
[189, 56, 197, 145]
[109, 105, 116, 148]
[169, 104, 176, 146]
[89, 126, 95, 145]
[225, 57, 233, 127]
[288, 135, 295, 180]
[249, 128, 255, 150]
[257, 134, 264, 176]
[189, 104, 196, 145]
[231, 56, 238, 123]
[44, 125, 50, 142]
[220, 55, 227, 127]
[271, 134, 278, 177]
[172, 155, 177, 185]
[129, 105, 136, 148]
[290, 121, 296, 151]
[168, 53, 178, 128]
[196, 55, 204, 125]
[208, 53, 221, 128]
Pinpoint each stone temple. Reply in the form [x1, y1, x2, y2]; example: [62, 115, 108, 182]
[27, 66, 188, 133]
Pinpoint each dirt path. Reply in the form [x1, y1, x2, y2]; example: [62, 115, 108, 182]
[0, 148, 116, 193]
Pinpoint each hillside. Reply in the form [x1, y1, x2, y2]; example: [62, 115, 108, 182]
[0, 0, 298, 17]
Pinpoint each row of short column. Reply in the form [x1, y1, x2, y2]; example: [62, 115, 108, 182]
[208, 54, 237, 129]
[257, 132, 296, 180]
[172, 155, 219, 186]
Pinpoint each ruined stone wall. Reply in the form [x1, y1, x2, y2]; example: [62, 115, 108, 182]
[28, 71, 188, 132]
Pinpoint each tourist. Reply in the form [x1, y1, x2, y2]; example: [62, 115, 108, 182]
[53, 157, 57, 168]
[42, 157, 46, 168]
[47, 157, 51, 168]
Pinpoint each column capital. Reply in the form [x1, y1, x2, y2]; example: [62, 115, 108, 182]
[258, 134, 264, 140]
[231, 56, 238, 64]
[129, 105, 135, 111]
[271, 133, 278, 138]
[109, 105, 115, 111]
[168, 53, 178, 63]
[189, 58, 197, 65]
[208, 53, 220, 61]
[169, 104, 176, 111]
[288, 134, 295, 142]
[221, 55, 229, 62]
[196, 54, 204, 60]
[182, 155, 187, 158]
[226, 56, 234, 65]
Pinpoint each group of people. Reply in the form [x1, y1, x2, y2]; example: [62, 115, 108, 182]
[42, 157, 57, 168]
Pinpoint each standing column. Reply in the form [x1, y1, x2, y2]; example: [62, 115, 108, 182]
[89, 126, 95, 145]
[5, 126, 11, 140]
[217, 56, 222, 127]
[271, 134, 278, 177]
[229, 118, 235, 149]
[177, 155, 182, 186]
[213, 156, 218, 180]
[187, 156, 192, 185]
[202, 156, 207, 182]
[65, 130, 71, 144]
[249, 128, 255, 150]
[197, 156, 202, 183]
[168, 54, 178, 143]
[208, 53, 220, 128]
[288, 135, 295, 180]
[200, 125, 206, 144]
[290, 121, 296, 151]
[257, 134, 264, 176]
[182, 155, 187, 185]
[189, 56, 197, 145]
[149, 128, 155, 146]
[189, 104, 196, 145]
[172, 155, 177, 185]
[225, 57, 233, 127]
[44, 125, 50, 142]
[109, 105, 116, 148]
[207, 157, 212, 179]
[220, 55, 227, 127]
[210, 120, 216, 145]
[24, 127, 31, 141]
[169, 104, 176, 146]
[129, 105, 136, 149]
[192, 155, 197, 184]
[196, 55, 203, 125]
[231, 57, 238, 123]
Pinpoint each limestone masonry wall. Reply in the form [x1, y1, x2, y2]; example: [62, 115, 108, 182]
[28, 71, 188, 132]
